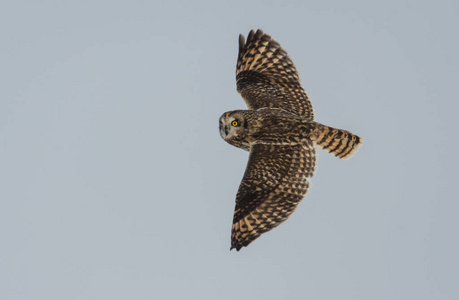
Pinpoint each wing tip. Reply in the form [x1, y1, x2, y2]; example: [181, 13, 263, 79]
[231, 239, 246, 251]
[238, 33, 245, 53]
[238, 29, 269, 52]
[253, 28, 264, 40]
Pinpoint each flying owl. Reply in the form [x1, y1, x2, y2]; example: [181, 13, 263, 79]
[219, 29, 362, 251]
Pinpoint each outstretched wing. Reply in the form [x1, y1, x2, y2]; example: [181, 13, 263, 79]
[231, 142, 316, 251]
[236, 29, 314, 120]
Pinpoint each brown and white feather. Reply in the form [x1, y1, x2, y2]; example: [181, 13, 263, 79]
[231, 142, 316, 250]
[236, 29, 314, 120]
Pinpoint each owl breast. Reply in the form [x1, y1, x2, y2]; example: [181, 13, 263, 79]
[226, 138, 251, 151]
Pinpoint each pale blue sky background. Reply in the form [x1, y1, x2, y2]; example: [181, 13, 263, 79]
[1, 0, 458, 299]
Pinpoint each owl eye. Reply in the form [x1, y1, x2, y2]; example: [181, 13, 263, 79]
[231, 120, 239, 127]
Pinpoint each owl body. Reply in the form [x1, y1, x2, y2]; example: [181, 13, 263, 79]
[221, 29, 362, 251]
[219, 108, 315, 151]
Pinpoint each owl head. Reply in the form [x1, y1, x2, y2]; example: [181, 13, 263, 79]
[219, 111, 247, 141]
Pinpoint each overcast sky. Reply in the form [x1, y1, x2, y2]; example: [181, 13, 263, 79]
[1, 1, 458, 299]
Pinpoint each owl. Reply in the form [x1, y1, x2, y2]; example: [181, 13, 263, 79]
[220, 29, 362, 251]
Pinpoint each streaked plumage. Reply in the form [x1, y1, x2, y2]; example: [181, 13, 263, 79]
[220, 29, 362, 251]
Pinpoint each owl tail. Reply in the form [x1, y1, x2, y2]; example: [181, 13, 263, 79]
[311, 123, 362, 159]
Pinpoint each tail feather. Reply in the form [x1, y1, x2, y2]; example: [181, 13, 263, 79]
[312, 123, 362, 159]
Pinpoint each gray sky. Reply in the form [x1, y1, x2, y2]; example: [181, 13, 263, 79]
[1, 0, 458, 299]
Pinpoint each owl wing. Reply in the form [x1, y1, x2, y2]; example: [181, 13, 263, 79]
[236, 29, 314, 120]
[231, 142, 316, 250]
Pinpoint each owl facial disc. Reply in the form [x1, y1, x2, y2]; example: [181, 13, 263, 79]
[219, 114, 241, 140]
